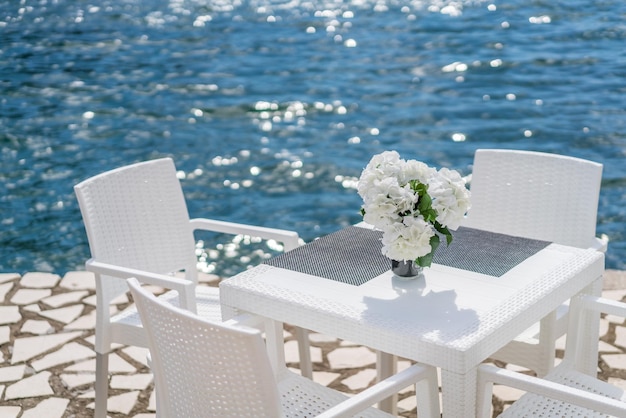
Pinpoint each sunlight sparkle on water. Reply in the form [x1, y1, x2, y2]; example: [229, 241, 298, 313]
[529, 15, 551, 24]
[452, 133, 466, 142]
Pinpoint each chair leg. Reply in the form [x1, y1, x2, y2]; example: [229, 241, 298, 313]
[376, 351, 398, 414]
[294, 327, 313, 379]
[95, 352, 109, 418]
[416, 366, 441, 418]
[536, 310, 557, 377]
[147, 354, 164, 418]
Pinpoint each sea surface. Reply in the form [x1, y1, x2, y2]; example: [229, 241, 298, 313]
[1, 0, 625, 278]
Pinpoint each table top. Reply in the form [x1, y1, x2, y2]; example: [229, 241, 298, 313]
[220, 225, 605, 374]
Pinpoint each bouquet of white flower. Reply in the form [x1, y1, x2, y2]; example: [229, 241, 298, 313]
[357, 151, 471, 268]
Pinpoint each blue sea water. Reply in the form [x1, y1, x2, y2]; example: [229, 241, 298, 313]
[1, 0, 625, 277]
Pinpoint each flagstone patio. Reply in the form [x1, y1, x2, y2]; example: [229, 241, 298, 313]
[1, 269, 625, 417]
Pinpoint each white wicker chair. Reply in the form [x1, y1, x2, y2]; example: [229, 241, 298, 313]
[126, 277, 441, 418]
[464, 149, 607, 376]
[477, 294, 626, 418]
[74, 158, 311, 418]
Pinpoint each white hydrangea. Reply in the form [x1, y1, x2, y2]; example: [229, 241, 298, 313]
[429, 167, 472, 230]
[357, 151, 471, 265]
[381, 217, 435, 261]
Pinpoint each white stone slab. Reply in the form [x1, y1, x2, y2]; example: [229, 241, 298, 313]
[599, 340, 622, 353]
[0, 306, 21, 325]
[60, 373, 95, 389]
[601, 353, 626, 371]
[4, 371, 54, 400]
[38, 304, 84, 324]
[111, 292, 130, 305]
[21, 397, 69, 418]
[10, 288, 52, 305]
[284, 340, 322, 364]
[0, 405, 21, 418]
[398, 395, 419, 415]
[0, 282, 13, 301]
[20, 319, 54, 335]
[31, 342, 95, 372]
[64, 353, 137, 373]
[82, 335, 123, 350]
[59, 271, 96, 290]
[22, 304, 40, 313]
[327, 346, 376, 369]
[77, 389, 95, 399]
[41, 290, 89, 308]
[0, 273, 20, 284]
[82, 294, 97, 306]
[197, 272, 220, 284]
[133, 414, 156, 418]
[110, 374, 153, 390]
[87, 390, 140, 415]
[121, 346, 150, 367]
[312, 371, 341, 386]
[20, 272, 60, 288]
[603, 288, 626, 302]
[64, 309, 96, 330]
[492, 384, 526, 402]
[0, 365, 26, 383]
[0, 326, 9, 346]
[11, 331, 83, 364]
[309, 333, 339, 343]
[341, 368, 377, 390]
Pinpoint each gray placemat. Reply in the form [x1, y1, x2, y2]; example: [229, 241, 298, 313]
[265, 226, 390, 286]
[265, 226, 551, 285]
[433, 227, 551, 277]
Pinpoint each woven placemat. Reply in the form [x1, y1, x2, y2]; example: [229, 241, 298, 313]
[433, 226, 551, 277]
[265, 226, 551, 285]
[265, 226, 389, 286]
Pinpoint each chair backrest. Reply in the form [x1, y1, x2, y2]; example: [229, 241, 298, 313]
[127, 277, 282, 418]
[463, 149, 603, 248]
[74, 158, 198, 300]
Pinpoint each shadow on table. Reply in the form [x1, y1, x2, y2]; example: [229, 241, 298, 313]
[361, 275, 479, 344]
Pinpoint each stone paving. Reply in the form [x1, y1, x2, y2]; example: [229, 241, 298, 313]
[1, 269, 626, 418]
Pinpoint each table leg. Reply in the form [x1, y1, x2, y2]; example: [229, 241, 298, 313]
[264, 318, 286, 379]
[570, 277, 603, 376]
[441, 367, 477, 418]
[295, 327, 313, 379]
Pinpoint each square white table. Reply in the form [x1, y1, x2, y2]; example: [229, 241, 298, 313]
[220, 225, 605, 417]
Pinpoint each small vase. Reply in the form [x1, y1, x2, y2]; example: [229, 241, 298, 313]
[391, 259, 423, 279]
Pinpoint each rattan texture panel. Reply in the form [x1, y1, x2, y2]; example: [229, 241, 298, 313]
[499, 368, 626, 417]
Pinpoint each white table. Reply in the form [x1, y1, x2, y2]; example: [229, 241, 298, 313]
[220, 225, 605, 417]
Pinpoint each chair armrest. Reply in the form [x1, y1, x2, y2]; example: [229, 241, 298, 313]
[589, 234, 609, 253]
[315, 364, 439, 418]
[189, 218, 300, 251]
[85, 259, 197, 313]
[477, 364, 626, 418]
[580, 295, 626, 318]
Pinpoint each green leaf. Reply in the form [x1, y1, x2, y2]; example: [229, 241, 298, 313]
[415, 234, 440, 267]
[434, 222, 453, 246]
